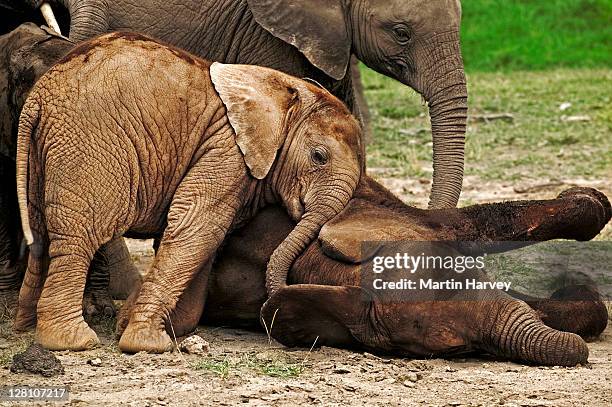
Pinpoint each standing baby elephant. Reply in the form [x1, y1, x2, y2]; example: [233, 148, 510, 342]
[15, 32, 362, 352]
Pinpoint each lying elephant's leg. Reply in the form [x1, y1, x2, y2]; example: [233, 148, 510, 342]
[510, 285, 608, 339]
[447, 187, 611, 245]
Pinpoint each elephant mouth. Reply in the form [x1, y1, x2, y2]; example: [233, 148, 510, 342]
[286, 196, 305, 221]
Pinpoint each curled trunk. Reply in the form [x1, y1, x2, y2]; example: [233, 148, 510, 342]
[266, 184, 356, 295]
[479, 298, 589, 366]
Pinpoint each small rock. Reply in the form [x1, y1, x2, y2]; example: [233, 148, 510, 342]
[444, 366, 457, 372]
[88, 358, 102, 367]
[343, 384, 357, 392]
[403, 380, 415, 388]
[559, 102, 572, 111]
[0, 339, 9, 349]
[405, 372, 419, 382]
[179, 335, 210, 356]
[333, 366, 351, 374]
[10, 343, 64, 377]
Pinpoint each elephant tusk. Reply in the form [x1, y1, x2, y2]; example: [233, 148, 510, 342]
[40, 2, 62, 35]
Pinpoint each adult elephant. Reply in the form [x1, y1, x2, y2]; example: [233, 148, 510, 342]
[194, 186, 610, 365]
[19, 0, 468, 209]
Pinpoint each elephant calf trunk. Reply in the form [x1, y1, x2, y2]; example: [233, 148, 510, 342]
[265, 213, 327, 295]
[479, 298, 589, 366]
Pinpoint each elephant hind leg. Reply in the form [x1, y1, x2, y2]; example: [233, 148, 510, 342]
[35, 201, 120, 350]
[13, 196, 49, 332]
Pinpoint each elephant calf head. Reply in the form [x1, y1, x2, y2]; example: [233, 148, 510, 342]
[211, 63, 363, 295]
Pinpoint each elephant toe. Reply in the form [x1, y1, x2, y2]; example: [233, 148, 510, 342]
[118, 323, 173, 354]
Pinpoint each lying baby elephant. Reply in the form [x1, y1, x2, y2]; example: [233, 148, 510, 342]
[14, 32, 362, 352]
[197, 185, 610, 366]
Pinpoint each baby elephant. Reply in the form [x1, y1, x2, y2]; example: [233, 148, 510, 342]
[14, 32, 362, 352]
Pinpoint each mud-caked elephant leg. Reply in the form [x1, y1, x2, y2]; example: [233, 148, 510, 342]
[116, 262, 209, 339]
[119, 162, 237, 353]
[446, 187, 611, 244]
[36, 236, 100, 350]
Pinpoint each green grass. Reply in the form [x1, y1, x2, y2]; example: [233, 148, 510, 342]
[191, 353, 305, 379]
[461, 0, 612, 71]
[362, 67, 612, 183]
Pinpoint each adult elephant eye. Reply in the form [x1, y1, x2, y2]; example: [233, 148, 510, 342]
[393, 26, 411, 44]
[311, 147, 329, 166]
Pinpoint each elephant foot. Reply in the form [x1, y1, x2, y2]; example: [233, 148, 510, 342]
[118, 322, 173, 354]
[115, 287, 140, 337]
[36, 318, 100, 351]
[539, 285, 608, 339]
[557, 187, 611, 240]
[13, 304, 37, 332]
[83, 289, 116, 318]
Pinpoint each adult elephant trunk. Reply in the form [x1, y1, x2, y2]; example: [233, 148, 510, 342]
[266, 185, 355, 296]
[479, 297, 589, 366]
[416, 31, 468, 209]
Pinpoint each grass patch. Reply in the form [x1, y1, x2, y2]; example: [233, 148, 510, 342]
[362, 67, 612, 184]
[191, 353, 305, 379]
[461, 0, 612, 71]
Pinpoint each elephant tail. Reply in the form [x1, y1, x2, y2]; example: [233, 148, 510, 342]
[16, 96, 40, 246]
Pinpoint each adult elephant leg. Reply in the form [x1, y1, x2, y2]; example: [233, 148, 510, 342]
[0, 157, 23, 293]
[422, 187, 611, 246]
[476, 293, 589, 366]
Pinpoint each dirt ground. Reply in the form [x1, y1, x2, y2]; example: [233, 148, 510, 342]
[1, 176, 611, 406]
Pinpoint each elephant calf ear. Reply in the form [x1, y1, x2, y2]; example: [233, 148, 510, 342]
[210, 62, 296, 179]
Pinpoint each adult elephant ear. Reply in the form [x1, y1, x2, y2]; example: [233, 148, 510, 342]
[261, 284, 375, 349]
[210, 62, 300, 179]
[246, 0, 351, 81]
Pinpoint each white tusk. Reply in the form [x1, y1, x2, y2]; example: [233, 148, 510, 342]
[40, 2, 62, 35]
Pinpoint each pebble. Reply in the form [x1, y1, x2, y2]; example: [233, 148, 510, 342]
[405, 372, 419, 382]
[178, 335, 210, 356]
[88, 358, 102, 367]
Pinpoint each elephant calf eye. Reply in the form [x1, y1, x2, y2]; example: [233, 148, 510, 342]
[311, 147, 329, 165]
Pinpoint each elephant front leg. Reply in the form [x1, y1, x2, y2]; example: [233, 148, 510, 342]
[451, 187, 611, 244]
[118, 162, 243, 353]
